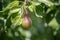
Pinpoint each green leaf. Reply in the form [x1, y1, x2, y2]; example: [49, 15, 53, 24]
[31, 1, 41, 6]
[38, 0, 54, 6]
[48, 18, 59, 29]
[28, 4, 35, 12]
[11, 7, 24, 26]
[4, 1, 19, 11]
[9, 8, 20, 14]
[34, 6, 43, 18]
[46, 6, 55, 14]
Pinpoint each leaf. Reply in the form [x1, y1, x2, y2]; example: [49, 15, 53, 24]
[9, 8, 20, 14]
[31, 1, 41, 6]
[4, 1, 19, 11]
[38, 0, 54, 6]
[46, 6, 55, 14]
[34, 6, 43, 18]
[11, 7, 24, 26]
[7, 8, 20, 19]
[48, 18, 59, 29]
[11, 16, 22, 26]
[28, 1, 41, 12]
[28, 4, 35, 12]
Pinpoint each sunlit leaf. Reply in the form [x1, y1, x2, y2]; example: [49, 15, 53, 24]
[38, 0, 54, 6]
[4, 1, 19, 11]
[28, 4, 35, 12]
[11, 7, 24, 26]
[48, 18, 59, 29]
[9, 8, 20, 14]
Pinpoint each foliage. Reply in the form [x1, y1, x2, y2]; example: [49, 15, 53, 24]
[0, 0, 60, 40]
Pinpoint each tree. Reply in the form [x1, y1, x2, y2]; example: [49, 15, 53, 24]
[0, 0, 60, 40]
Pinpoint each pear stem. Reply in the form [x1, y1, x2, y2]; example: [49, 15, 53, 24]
[22, 0, 29, 17]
